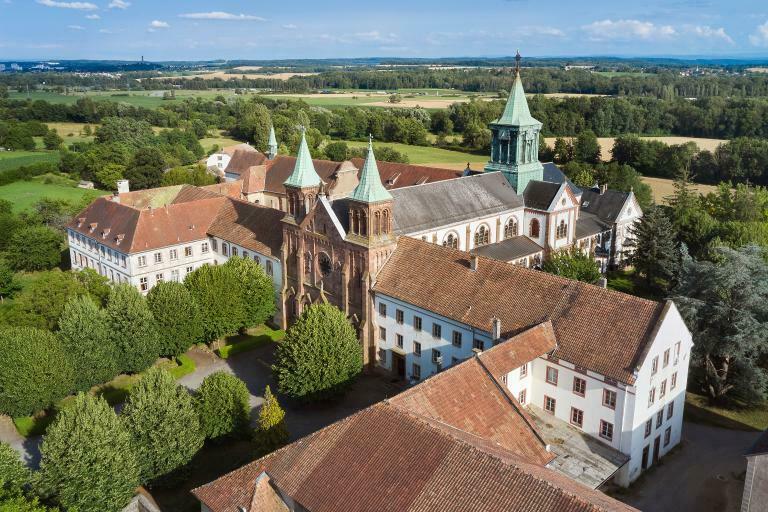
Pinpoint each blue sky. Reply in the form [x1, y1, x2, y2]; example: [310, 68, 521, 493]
[1, 0, 768, 60]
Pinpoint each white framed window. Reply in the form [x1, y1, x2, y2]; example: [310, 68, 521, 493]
[185, 246, 193, 257]
[599, 420, 614, 441]
[171, 269, 180, 282]
[644, 419, 652, 438]
[432, 349, 441, 365]
[201, 242, 209, 254]
[412, 364, 421, 380]
[518, 389, 526, 405]
[154, 252, 162, 264]
[169, 249, 178, 260]
[156, 273, 164, 283]
[379, 303, 387, 317]
[413, 316, 422, 331]
[139, 277, 148, 291]
[413, 341, 421, 357]
[520, 363, 528, 378]
[138, 255, 147, 267]
[396, 334, 404, 349]
[544, 395, 556, 414]
[656, 410, 664, 428]
[671, 372, 678, 390]
[667, 402, 674, 420]
[648, 387, 656, 407]
[546, 366, 558, 385]
[395, 309, 404, 324]
[651, 356, 659, 375]
[379, 327, 386, 341]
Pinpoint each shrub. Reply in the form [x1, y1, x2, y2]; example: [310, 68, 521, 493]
[195, 372, 251, 441]
[39, 394, 139, 512]
[106, 284, 161, 374]
[273, 303, 363, 401]
[184, 264, 245, 342]
[57, 295, 119, 392]
[5, 226, 63, 272]
[223, 257, 276, 330]
[541, 247, 602, 284]
[253, 385, 288, 457]
[122, 368, 204, 483]
[147, 281, 204, 357]
[0, 327, 74, 417]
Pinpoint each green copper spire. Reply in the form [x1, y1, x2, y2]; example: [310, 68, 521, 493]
[267, 125, 278, 159]
[349, 136, 392, 203]
[496, 64, 538, 126]
[284, 129, 321, 188]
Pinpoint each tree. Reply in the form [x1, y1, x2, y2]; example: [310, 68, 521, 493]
[223, 257, 276, 330]
[72, 267, 111, 305]
[42, 130, 63, 151]
[542, 248, 602, 284]
[273, 303, 363, 401]
[94, 163, 125, 190]
[195, 372, 250, 441]
[5, 226, 62, 272]
[106, 284, 161, 373]
[2, 270, 88, 330]
[124, 147, 165, 190]
[323, 141, 349, 162]
[253, 385, 288, 457]
[184, 264, 246, 342]
[553, 137, 574, 164]
[146, 281, 203, 357]
[0, 261, 20, 303]
[39, 394, 139, 512]
[674, 246, 768, 404]
[0, 495, 58, 511]
[626, 206, 682, 293]
[57, 295, 118, 392]
[0, 327, 74, 417]
[0, 442, 30, 496]
[122, 368, 204, 483]
[573, 130, 601, 164]
[161, 165, 215, 187]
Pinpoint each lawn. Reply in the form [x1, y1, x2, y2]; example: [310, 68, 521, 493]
[0, 151, 60, 174]
[336, 139, 487, 167]
[606, 269, 663, 301]
[685, 392, 768, 431]
[200, 130, 245, 152]
[216, 325, 284, 359]
[0, 180, 104, 212]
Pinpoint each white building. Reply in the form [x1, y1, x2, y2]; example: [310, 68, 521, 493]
[373, 237, 693, 488]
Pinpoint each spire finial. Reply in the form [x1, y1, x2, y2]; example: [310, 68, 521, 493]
[368, 133, 373, 149]
[515, 49, 522, 75]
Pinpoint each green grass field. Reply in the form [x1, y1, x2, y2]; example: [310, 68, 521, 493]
[337, 139, 486, 167]
[685, 392, 768, 431]
[0, 180, 104, 212]
[8, 89, 237, 108]
[0, 151, 60, 173]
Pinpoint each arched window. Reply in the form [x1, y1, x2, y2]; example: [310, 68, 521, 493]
[556, 220, 568, 239]
[474, 225, 490, 247]
[529, 219, 540, 238]
[443, 232, 458, 249]
[382, 210, 390, 234]
[318, 252, 332, 277]
[504, 218, 518, 239]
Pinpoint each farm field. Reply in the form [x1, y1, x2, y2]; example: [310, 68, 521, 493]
[153, 68, 319, 80]
[641, 176, 719, 204]
[337, 139, 487, 166]
[0, 151, 60, 173]
[8, 89, 240, 108]
[0, 180, 104, 212]
[544, 136, 726, 161]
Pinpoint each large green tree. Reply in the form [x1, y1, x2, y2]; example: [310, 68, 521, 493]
[2, 270, 89, 330]
[106, 284, 160, 373]
[57, 295, 118, 392]
[195, 372, 251, 441]
[5, 226, 62, 272]
[253, 385, 288, 457]
[542, 248, 602, 284]
[273, 303, 362, 401]
[223, 257, 276, 330]
[124, 147, 165, 190]
[626, 206, 682, 293]
[122, 368, 203, 483]
[0, 442, 30, 496]
[184, 264, 245, 342]
[0, 261, 20, 303]
[0, 327, 74, 417]
[39, 394, 139, 512]
[573, 130, 601, 164]
[146, 281, 203, 357]
[674, 246, 768, 404]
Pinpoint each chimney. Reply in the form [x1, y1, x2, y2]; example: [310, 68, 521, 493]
[491, 317, 501, 341]
[470, 254, 479, 271]
[598, 277, 608, 288]
[116, 179, 130, 194]
[112, 192, 120, 204]
[599, 183, 608, 195]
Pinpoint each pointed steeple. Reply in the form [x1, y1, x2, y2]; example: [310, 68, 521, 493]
[496, 53, 538, 127]
[284, 128, 321, 188]
[349, 136, 392, 203]
[267, 125, 278, 160]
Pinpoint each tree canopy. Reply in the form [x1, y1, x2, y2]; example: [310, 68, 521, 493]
[146, 281, 203, 357]
[106, 284, 161, 373]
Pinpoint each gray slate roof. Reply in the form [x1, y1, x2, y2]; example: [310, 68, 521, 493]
[575, 212, 611, 239]
[523, 181, 563, 211]
[581, 188, 631, 224]
[542, 162, 581, 195]
[391, 172, 523, 235]
[474, 236, 544, 262]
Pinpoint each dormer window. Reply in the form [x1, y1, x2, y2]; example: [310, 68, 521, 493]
[101, 228, 110, 239]
[89, 223, 98, 233]
[115, 234, 125, 246]
[77, 217, 85, 227]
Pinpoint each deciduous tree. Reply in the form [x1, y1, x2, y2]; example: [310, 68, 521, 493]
[195, 372, 250, 441]
[5, 226, 62, 272]
[223, 257, 275, 330]
[106, 284, 161, 373]
[253, 385, 288, 457]
[542, 248, 602, 284]
[184, 264, 245, 342]
[147, 281, 203, 357]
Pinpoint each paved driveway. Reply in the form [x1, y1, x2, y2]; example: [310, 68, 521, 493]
[620, 422, 762, 512]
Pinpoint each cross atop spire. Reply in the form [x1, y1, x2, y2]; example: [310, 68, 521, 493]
[515, 49, 522, 75]
[349, 135, 392, 204]
[495, 54, 539, 128]
[284, 128, 321, 188]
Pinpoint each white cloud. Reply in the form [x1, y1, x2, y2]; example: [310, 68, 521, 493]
[36, 0, 97, 10]
[352, 31, 398, 43]
[750, 21, 768, 47]
[282, 23, 297, 30]
[582, 19, 676, 42]
[67, 24, 85, 30]
[519, 26, 565, 37]
[85, 13, 99, 19]
[178, 12, 265, 21]
[99, 28, 114, 34]
[147, 20, 169, 31]
[108, 0, 129, 8]
[687, 25, 734, 44]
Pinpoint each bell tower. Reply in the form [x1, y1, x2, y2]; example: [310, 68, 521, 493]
[283, 128, 321, 223]
[485, 51, 544, 194]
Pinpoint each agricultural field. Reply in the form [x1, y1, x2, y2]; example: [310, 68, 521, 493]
[0, 150, 60, 173]
[544, 136, 726, 161]
[641, 176, 719, 204]
[153, 67, 319, 80]
[8, 89, 239, 108]
[337, 139, 487, 167]
[0, 179, 104, 212]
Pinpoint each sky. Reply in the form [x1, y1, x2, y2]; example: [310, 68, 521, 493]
[1, 0, 768, 61]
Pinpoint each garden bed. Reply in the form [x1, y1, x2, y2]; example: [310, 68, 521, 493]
[215, 325, 284, 359]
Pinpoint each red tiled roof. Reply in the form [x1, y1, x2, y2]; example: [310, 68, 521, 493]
[262, 156, 349, 195]
[478, 322, 557, 380]
[223, 147, 269, 177]
[207, 198, 285, 257]
[374, 237, 664, 384]
[350, 158, 464, 189]
[193, 399, 637, 512]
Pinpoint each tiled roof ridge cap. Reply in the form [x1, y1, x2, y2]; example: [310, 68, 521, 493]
[392, 169, 508, 191]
